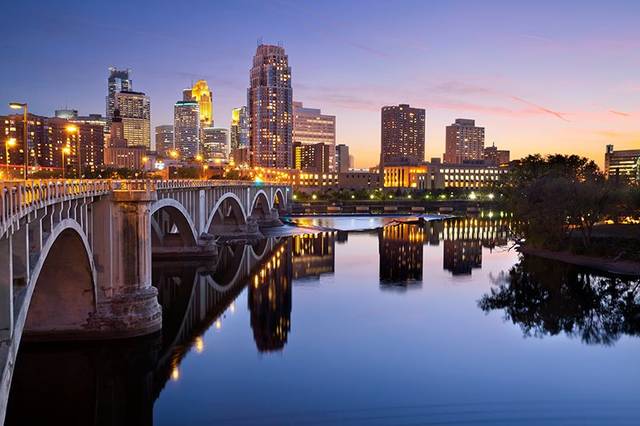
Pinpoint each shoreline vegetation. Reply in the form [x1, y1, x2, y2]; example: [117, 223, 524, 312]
[502, 154, 640, 276]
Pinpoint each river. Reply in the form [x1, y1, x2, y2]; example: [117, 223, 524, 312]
[6, 216, 640, 425]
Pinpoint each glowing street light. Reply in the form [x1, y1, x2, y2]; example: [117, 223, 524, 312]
[169, 150, 179, 159]
[61, 146, 71, 179]
[65, 125, 81, 178]
[5, 138, 16, 177]
[9, 102, 28, 180]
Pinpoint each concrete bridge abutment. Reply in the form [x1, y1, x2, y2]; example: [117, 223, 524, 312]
[90, 189, 162, 339]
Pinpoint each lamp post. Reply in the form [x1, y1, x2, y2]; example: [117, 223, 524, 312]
[61, 146, 71, 179]
[65, 125, 80, 178]
[8, 102, 28, 180]
[4, 138, 16, 179]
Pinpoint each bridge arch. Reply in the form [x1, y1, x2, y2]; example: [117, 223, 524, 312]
[272, 188, 286, 213]
[249, 190, 271, 220]
[205, 193, 248, 236]
[150, 198, 199, 247]
[22, 219, 97, 338]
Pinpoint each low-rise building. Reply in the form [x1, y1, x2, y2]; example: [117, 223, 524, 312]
[605, 144, 640, 184]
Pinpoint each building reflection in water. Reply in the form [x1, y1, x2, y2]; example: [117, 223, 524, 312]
[248, 239, 293, 352]
[292, 232, 336, 280]
[376, 217, 510, 282]
[378, 224, 424, 285]
[431, 217, 509, 276]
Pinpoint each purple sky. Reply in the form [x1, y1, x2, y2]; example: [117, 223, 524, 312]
[2, 0, 639, 167]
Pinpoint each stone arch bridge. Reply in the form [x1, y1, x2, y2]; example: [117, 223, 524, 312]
[0, 179, 289, 422]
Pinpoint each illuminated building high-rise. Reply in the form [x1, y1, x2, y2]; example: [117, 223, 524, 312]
[155, 125, 174, 157]
[106, 67, 132, 127]
[183, 80, 213, 127]
[174, 101, 200, 158]
[115, 90, 151, 148]
[248, 44, 293, 168]
[444, 119, 485, 164]
[230, 106, 249, 150]
[293, 101, 336, 170]
[202, 127, 229, 160]
[380, 104, 425, 167]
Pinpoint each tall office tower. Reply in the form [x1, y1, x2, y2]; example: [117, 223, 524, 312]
[444, 119, 485, 164]
[202, 127, 229, 160]
[106, 67, 132, 126]
[155, 125, 174, 156]
[336, 144, 350, 172]
[292, 101, 336, 170]
[174, 101, 200, 158]
[380, 104, 425, 167]
[248, 44, 293, 168]
[293, 142, 331, 173]
[184, 80, 213, 127]
[230, 106, 249, 150]
[115, 90, 151, 148]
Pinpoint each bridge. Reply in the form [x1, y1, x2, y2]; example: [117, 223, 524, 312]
[0, 179, 289, 423]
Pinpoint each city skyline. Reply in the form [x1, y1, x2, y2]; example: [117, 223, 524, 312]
[2, 1, 640, 168]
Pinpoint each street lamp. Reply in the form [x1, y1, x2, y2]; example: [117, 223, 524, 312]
[61, 146, 71, 179]
[65, 125, 80, 178]
[9, 102, 28, 180]
[5, 138, 17, 178]
[169, 150, 179, 159]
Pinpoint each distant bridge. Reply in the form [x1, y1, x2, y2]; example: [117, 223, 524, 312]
[0, 179, 289, 423]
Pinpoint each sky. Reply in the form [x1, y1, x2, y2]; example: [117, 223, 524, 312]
[2, 0, 639, 168]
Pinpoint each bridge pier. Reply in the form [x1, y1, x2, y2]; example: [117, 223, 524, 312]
[90, 190, 162, 338]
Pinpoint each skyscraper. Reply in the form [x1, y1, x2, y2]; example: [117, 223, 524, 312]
[115, 91, 151, 148]
[230, 106, 249, 150]
[184, 80, 213, 127]
[336, 144, 350, 172]
[106, 67, 132, 127]
[444, 119, 485, 164]
[248, 44, 293, 168]
[380, 104, 425, 167]
[174, 101, 200, 158]
[292, 101, 336, 170]
[155, 125, 174, 156]
[202, 127, 229, 160]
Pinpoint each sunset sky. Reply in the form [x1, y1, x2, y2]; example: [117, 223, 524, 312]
[2, 0, 639, 168]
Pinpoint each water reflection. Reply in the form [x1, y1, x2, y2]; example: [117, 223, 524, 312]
[7, 217, 526, 425]
[249, 240, 292, 352]
[292, 232, 335, 280]
[379, 224, 423, 285]
[479, 254, 640, 345]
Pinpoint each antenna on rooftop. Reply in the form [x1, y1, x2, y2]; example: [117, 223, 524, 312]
[257, 37, 263, 46]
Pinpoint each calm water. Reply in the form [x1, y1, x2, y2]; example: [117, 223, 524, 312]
[7, 217, 640, 425]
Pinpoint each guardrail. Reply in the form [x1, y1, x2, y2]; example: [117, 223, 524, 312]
[0, 179, 286, 235]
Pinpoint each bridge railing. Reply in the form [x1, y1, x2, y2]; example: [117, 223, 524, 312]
[0, 180, 113, 234]
[0, 179, 288, 234]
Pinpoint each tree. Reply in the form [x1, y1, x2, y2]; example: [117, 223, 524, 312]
[503, 154, 615, 249]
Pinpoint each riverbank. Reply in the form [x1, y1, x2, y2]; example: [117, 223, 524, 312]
[519, 245, 640, 277]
